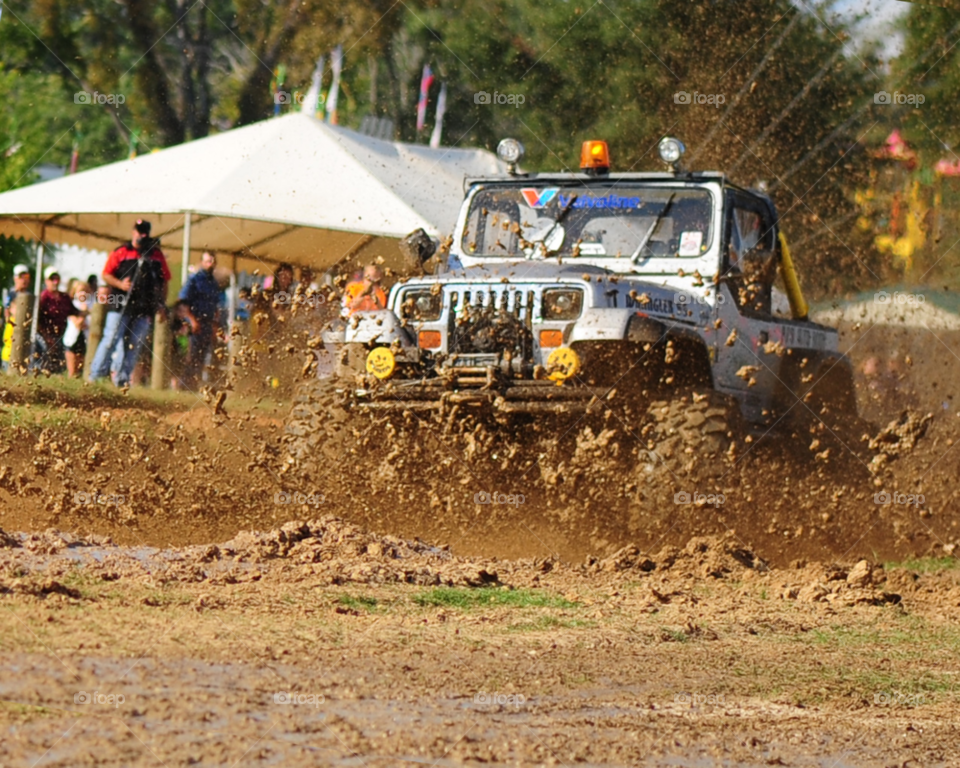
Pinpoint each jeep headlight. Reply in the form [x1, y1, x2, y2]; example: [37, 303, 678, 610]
[400, 290, 442, 321]
[542, 289, 583, 321]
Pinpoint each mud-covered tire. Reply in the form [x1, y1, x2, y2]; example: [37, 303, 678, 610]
[641, 389, 742, 480]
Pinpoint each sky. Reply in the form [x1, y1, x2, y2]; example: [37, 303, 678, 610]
[828, 0, 911, 58]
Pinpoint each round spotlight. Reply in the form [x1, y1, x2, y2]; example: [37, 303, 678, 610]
[658, 137, 686, 167]
[497, 138, 525, 169]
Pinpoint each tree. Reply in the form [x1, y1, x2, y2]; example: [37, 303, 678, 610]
[1, 0, 887, 295]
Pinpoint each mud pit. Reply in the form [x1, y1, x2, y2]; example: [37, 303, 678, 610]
[2, 521, 960, 767]
[0, 339, 958, 765]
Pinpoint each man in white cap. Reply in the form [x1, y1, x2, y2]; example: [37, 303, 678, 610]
[4, 263, 31, 323]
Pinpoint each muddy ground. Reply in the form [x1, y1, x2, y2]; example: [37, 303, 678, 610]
[1, 522, 959, 767]
[0, 323, 958, 766]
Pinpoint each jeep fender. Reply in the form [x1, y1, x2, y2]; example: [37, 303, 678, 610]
[567, 308, 673, 345]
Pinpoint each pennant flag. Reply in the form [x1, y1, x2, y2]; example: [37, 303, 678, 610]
[429, 82, 447, 148]
[326, 45, 343, 125]
[417, 64, 434, 132]
[302, 54, 325, 117]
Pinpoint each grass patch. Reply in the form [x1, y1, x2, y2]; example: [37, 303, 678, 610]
[0, 701, 59, 723]
[507, 615, 597, 632]
[337, 594, 381, 612]
[412, 587, 577, 610]
[884, 556, 960, 574]
[0, 375, 285, 423]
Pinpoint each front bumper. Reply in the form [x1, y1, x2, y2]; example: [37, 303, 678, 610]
[353, 379, 613, 414]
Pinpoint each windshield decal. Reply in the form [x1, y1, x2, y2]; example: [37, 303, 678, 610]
[520, 188, 560, 208]
[557, 193, 641, 209]
[678, 231, 703, 256]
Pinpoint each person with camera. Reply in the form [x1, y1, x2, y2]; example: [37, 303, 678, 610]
[88, 219, 171, 387]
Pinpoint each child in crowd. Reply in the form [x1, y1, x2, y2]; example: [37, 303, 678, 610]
[170, 300, 193, 390]
[64, 281, 91, 378]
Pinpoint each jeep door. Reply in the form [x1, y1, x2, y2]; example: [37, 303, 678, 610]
[710, 191, 785, 423]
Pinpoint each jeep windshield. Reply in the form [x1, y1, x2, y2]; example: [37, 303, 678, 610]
[461, 185, 714, 261]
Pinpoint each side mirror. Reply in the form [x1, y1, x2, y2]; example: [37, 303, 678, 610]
[399, 228, 438, 273]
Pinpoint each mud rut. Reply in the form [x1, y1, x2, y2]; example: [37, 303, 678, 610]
[282, 371, 940, 566]
[0, 338, 948, 568]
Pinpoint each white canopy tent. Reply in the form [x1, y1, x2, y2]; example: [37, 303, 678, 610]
[0, 112, 503, 281]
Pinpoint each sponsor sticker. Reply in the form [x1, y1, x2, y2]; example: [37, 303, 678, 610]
[678, 231, 703, 256]
[520, 188, 560, 208]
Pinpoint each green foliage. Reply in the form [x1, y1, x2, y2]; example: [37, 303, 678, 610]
[0, 0, 898, 295]
[884, 556, 960, 574]
[894, 5, 960, 156]
[0, 237, 34, 285]
[413, 586, 576, 609]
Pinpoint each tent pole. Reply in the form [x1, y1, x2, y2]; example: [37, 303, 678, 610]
[227, 254, 237, 337]
[181, 212, 191, 287]
[30, 227, 46, 348]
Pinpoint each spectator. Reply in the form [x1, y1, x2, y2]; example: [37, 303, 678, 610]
[35, 267, 73, 372]
[274, 263, 294, 295]
[1, 299, 16, 372]
[63, 280, 91, 378]
[88, 218, 171, 387]
[255, 262, 294, 323]
[4, 263, 31, 323]
[236, 286, 252, 322]
[87, 274, 99, 293]
[2, 263, 30, 372]
[298, 266, 317, 291]
[342, 264, 386, 315]
[170, 300, 193, 390]
[178, 250, 222, 388]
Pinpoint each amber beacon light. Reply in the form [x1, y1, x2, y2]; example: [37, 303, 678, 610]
[580, 140, 610, 173]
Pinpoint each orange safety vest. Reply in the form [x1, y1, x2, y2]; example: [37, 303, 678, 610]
[342, 280, 387, 315]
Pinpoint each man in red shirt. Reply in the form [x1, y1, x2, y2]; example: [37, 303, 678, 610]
[88, 219, 171, 386]
[34, 267, 74, 372]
